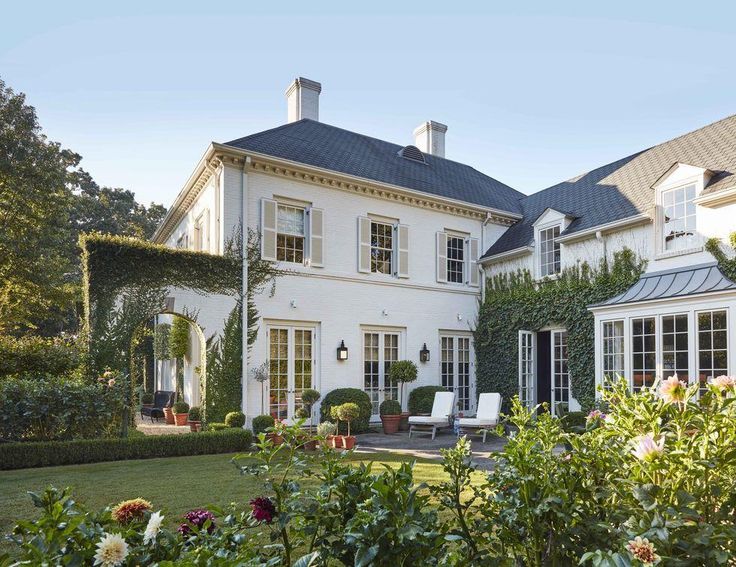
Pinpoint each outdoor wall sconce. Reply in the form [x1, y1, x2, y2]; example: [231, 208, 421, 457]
[337, 340, 349, 361]
[419, 343, 430, 362]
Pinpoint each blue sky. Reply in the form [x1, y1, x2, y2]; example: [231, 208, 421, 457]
[2, 1, 735, 205]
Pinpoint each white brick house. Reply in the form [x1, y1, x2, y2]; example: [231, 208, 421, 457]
[152, 77, 736, 420]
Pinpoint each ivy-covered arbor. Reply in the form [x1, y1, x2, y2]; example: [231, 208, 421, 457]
[80, 230, 280, 423]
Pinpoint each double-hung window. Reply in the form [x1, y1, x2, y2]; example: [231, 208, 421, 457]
[697, 310, 728, 395]
[632, 317, 657, 391]
[370, 221, 394, 275]
[662, 314, 689, 379]
[602, 320, 625, 388]
[539, 226, 561, 277]
[276, 204, 306, 263]
[446, 236, 465, 284]
[662, 184, 697, 253]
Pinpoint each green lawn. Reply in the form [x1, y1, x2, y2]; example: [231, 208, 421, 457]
[0, 451, 450, 548]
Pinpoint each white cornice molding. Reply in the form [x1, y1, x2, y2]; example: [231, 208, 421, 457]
[555, 213, 652, 244]
[154, 144, 522, 245]
[694, 185, 736, 207]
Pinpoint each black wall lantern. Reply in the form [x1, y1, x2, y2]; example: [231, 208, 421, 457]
[337, 340, 349, 361]
[419, 343, 430, 362]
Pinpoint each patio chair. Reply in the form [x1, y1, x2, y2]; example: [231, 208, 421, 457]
[408, 391, 456, 440]
[458, 393, 502, 442]
[140, 390, 175, 423]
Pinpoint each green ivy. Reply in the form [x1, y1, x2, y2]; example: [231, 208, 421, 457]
[205, 303, 243, 422]
[706, 235, 736, 281]
[169, 315, 189, 359]
[475, 249, 644, 412]
[153, 323, 170, 360]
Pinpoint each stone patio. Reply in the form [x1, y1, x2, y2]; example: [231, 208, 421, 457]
[135, 415, 190, 435]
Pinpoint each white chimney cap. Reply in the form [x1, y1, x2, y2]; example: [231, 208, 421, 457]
[413, 121, 448, 158]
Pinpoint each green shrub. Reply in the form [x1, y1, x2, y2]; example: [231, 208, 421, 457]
[0, 428, 252, 470]
[188, 406, 201, 421]
[207, 422, 228, 431]
[0, 374, 128, 442]
[320, 388, 372, 434]
[301, 388, 321, 408]
[0, 335, 81, 379]
[408, 385, 445, 414]
[153, 323, 171, 360]
[380, 399, 402, 416]
[172, 400, 189, 414]
[252, 414, 274, 435]
[294, 407, 310, 419]
[141, 391, 154, 404]
[389, 360, 418, 384]
[560, 410, 587, 432]
[169, 316, 190, 359]
[225, 410, 246, 428]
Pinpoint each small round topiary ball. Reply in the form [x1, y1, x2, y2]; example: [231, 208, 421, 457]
[225, 411, 246, 428]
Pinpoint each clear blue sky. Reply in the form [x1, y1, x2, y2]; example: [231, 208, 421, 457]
[2, 1, 735, 206]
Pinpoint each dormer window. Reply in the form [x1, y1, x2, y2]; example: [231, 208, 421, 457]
[539, 225, 561, 277]
[662, 183, 697, 252]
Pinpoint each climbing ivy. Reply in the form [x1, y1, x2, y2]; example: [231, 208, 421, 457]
[706, 235, 736, 281]
[205, 303, 243, 422]
[474, 249, 644, 412]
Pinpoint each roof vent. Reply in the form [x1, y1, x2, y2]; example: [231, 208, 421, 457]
[398, 145, 426, 164]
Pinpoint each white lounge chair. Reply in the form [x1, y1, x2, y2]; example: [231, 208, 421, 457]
[408, 391, 456, 440]
[458, 393, 502, 442]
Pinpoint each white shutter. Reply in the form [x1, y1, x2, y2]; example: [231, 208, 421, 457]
[308, 207, 324, 267]
[436, 231, 447, 283]
[260, 198, 278, 261]
[467, 237, 480, 287]
[396, 224, 409, 278]
[358, 216, 372, 273]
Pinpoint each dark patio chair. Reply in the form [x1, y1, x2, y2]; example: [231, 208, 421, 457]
[140, 390, 175, 423]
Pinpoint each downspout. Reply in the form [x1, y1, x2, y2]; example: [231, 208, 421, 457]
[480, 213, 494, 303]
[241, 156, 251, 421]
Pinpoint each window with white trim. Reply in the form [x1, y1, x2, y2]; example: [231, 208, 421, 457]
[370, 221, 393, 275]
[446, 236, 464, 284]
[539, 226, 561, 277]
[519, 331, 535, 408]
[662, 314, 689, 380]
[632, 317, 656, 392]
[662, 184, 697, 252]
[697, 310, 728, 395]
[276, 204, 305, 263]
[602, 320, 625, 388]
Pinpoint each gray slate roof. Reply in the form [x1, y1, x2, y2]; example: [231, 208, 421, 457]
[484, 114, 736, 259]
[224, 119, 525, 214]
[590, 263, 736, 308]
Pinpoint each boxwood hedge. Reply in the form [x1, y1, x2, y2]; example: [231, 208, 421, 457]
[0, 428, 252, 470]
[320, 388, 372, 434]
[408, 385, 446, 414]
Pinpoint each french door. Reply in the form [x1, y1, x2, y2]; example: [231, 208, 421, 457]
[267, 325, 316, 422]
[518, 329, 569, 416]
[440, 335, 473, 413]
[518, 331, 535, 409]
[551, 330, 570, 415]
[363, 330, 400, 419]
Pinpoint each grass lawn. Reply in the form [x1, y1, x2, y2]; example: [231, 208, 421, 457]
[0, 450, 453, 551]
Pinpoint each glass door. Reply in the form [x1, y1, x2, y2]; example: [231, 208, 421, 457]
[441, 335, 473, 413]
[551, 330, 569, 416]
[363, 330, 400, 419]
[518, 331, 535, 409]
[268, 326, 315, 422]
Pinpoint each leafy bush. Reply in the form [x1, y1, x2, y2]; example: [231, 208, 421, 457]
[0, 428, 252, 470]
[252, 414, 274, 435]
[380, 399, 402, 416]
[0, 335, 81, 379]
[320, 388, 372, 434]
[335, 403, 360, 436]
[388, 360, 418, 384]
[301, 388, 321, 408]
[153, 323, 171, 360]
[168, 316, 190, 360]
[408, 385, 445, 414]
[560, 410, 587, 431]
[172, 400, 189, 414]
[316, 421, 336, 436]
[294, 407, 310, 419]
[207, 422, 228, 431]
[0, 373, 127, 442]
[225, 410, 246, 428]
[188, 406, 201, 421]
[140, 391, 154, 404]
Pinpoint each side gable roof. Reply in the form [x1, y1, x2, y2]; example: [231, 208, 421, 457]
[223, 119, 525, 215]
[483, 114, 736, 259]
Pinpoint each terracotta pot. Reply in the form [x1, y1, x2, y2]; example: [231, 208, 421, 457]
[174, 412, 188, 426]
[266, 432, 284, 445]
[398, 412, 411, 431]
[329, 434, 343, 449]
[380, 414, 401, 434]
[189, 421, 201, 432]
[163, 407, 175, 425]
[342, 435, 357, 450]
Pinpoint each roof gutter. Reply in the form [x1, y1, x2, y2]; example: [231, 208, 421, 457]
[555, 213, 651, 244]
[693, 185, 736, 207]
[479, 245, 533, 265]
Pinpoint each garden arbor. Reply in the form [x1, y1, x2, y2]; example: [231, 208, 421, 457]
[81, 232, 280, 423]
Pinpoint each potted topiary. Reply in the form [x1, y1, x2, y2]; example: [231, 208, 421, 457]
[188, 406, 202, 432]
[300, 388, 321, 429]
[141, 391, 154, 409]
[252, 414, 282, 444]
[389, 360, 418, 431]
[329, 406, 344, 448]
[172, 400, 189, 426]
[225, 411, 246, 429]
[379, 399, 402, 434]
[336, 402, 360, 450]
[316, 421, 337, 449]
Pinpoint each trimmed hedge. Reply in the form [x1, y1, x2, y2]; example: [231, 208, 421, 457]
[408, 386, 446, 415]
[0, 428, 252, 470]
[252, 414, 274, 436]
[320, 388, 372, 434]
[0, 335, 81, 379]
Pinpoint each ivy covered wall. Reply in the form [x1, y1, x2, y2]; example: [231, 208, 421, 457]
[474, 249, 644, 412]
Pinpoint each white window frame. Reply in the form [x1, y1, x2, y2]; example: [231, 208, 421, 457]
[370, 219, 395, 275]
[193, 209, 209, 252]
[654, 172, 705, 259]
[440, 333, 475, 414]
[362, 326, 406, 418]
[446, 234, 465, 284]
[518, 331, 535, 409]
[276, 203, 307, 264]
[601, 319, 625, 389]
[696, 308, 729, 396]
[537, 224, 562, 279]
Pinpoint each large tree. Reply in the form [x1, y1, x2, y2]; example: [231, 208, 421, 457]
[0, 78, 166, 335]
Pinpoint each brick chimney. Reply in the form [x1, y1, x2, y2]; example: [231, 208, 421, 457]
[413, 121, 447, 158]
[285, 77, 321, 123]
